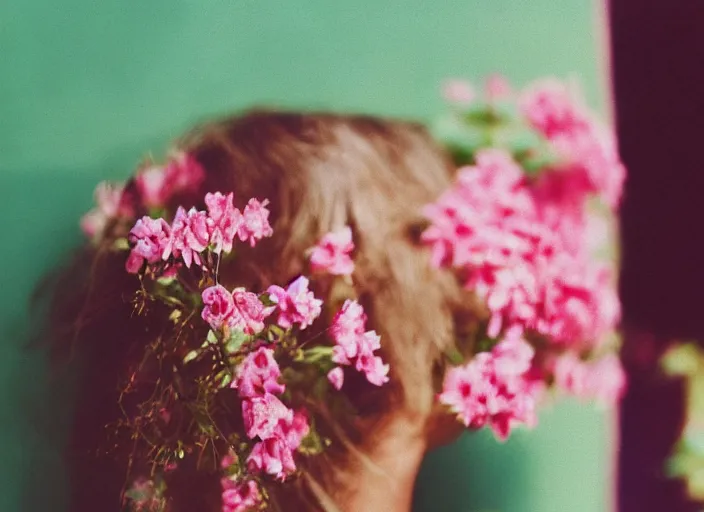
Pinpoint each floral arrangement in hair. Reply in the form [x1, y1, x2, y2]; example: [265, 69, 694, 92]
[80, 74, 628, 511]
[428, 75, 626, 439]
[82, 155, 387, 511]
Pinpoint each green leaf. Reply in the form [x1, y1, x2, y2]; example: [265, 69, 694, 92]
[113, 237, 129, 251]
[183, 349, 200, 364]
[302, 346, 334, 363]
[298, 427, 324, 456]
[259, 292, 277, 307]
[444, 347, 464, 366]
[662, 343, 702, 377]
[224, 331, 250, 354]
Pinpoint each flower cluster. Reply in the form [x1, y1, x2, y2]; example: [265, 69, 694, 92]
[126, 192, 273, 273]
[328, 299, 390, 388]
[431, 76, 627, 439]
[81, 156, 388, 510]
[439, 328, 538, 440]
[135, 152, 206, 209]
[77, 75, 628, 508]
[80, 152, 206, 242]
[231, 348, 310, 481]
[309, 226, 355, 276]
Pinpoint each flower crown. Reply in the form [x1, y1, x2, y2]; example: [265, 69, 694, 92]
[81, 75, 627, 511]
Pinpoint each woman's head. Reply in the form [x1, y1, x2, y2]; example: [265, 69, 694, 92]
[52, 111, 471, 510]
[181, 112, 466, 418]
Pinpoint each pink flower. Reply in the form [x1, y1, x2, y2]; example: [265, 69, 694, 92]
[220, 452, 237, 470]
[355, 352, 390, 386]
[327, 367, 344, 390]
[330, 300, 367, 364]
[266, 276, 322, 330]
[245, 409, 309, 481]
[589, 354, 627, 405]
[309, 226, 355, 276]
[442, 79, 475, 106]
[280, 409, 310, 449]
[221, 479, 261, 512]
[422, 149, 532, 271]
[230, 288, 268, 334]
[422, 145, 622, 348]
[246, 437, 296, 481]
[242, 394, 293, 440]
[535, 261, 620, 347]
[81, 181, 126, 238]
[553, 353, 626, 406]
[164, 207, 210, 268]
[135, 153, 205, 209]
[205, 192, 242, 254]
[202, 285, 235, 330]
[329, 300, 389, 386]
[135, 165, 169, 208]
[550, 126, 626, 208]
[484, 74, 512, 102]
[233, 347, 285, 398]
[126, 216, 172, 274]
[520, 79, 589, 139]
[165, 153, 205, 194]
[237, 198, 273, 247]
[491, 327, 535, 376]
[439, 331, 538, 440]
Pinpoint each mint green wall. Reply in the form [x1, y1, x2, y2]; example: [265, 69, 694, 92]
[0, 1, 613, 511]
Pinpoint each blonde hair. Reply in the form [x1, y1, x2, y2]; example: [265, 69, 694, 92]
[50, 111, 475, 511]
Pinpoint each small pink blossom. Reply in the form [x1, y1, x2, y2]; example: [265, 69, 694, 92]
[266, 276, 322, 330]
[205, 192, 242, 254]
[221, 479, 261, 512]
[355, 352, 390, 386]
[309, 226, 355, 276]
[442, 79, 475, 105]
[242, 394, 293, 440]
[233, 347, 285, 398]
[245, 409, 309, 481]
[135, 165, 169, 208]
[439, 331, 537, 440]
[81, 181, 126, 238]
[202, 285, 235, 330]
[520, 79, 589, 139]
[330, 300, 367, 364]
[164, 207, 210, 268]
[135, 153, 205, 209]
[126, 216, 172, 274]
[165, 153, 205, 194]
[237, 198, 273, 247]
[553, 353, 626, 406]
[280, 409, 310, 449]
[220, 452, 237, 469]
[550, 126, 626, 208]
[230, 288, 267, 334]
[246, 437, 296, 481]
[327, 367, 344, 390]
[329, 300, 389, 386]
[484, 74, 512, 102]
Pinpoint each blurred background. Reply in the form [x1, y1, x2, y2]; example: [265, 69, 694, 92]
[1, 1, 702, 511]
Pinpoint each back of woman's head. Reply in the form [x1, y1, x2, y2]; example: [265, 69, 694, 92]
[50, 111, 470, 510]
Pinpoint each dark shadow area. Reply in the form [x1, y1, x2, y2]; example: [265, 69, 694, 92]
[1, 136, 168, 512]
[611, 1, 704, 510]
